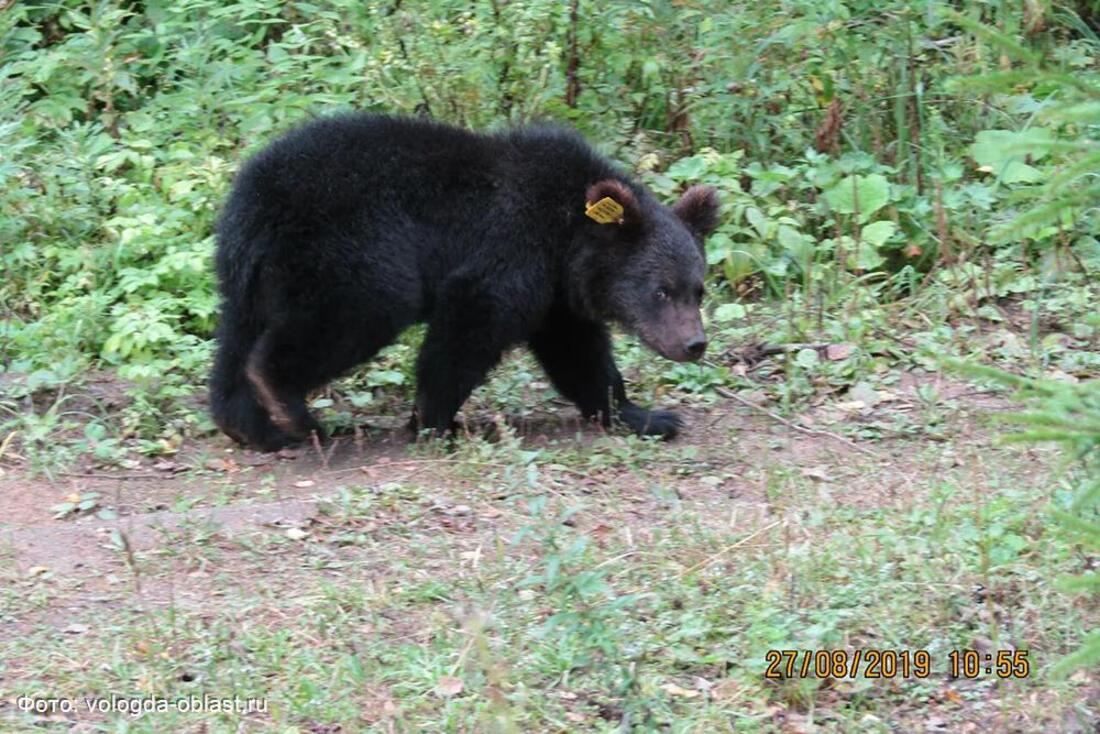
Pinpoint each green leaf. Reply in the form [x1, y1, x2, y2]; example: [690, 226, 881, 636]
[723, 244, 765, 284]
[838, 236, 887, 270]
[853, 246, 887, 271]
[713, 303, 747, 322]
[51, 503, 76, 518]
[823, 174, 890, 223]
[777, 225, 815, 264]
[368, 369, 406, 387]
[795, 348, 819, 368]
[667, 156, 707, 180]
[860, 220, 897, 248]
[745, 206, 774, 239]
[969, 129, 1054, 184]
[705, 232, 733, 265]
[349, 393, 374, 408]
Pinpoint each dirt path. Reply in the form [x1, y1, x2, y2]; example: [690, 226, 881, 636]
[2, 380, 1094, 732]
[0, 376, 1018, 584]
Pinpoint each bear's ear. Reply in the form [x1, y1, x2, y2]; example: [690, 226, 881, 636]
[673, 185, 720, 239]
[585, 179, 640, 227]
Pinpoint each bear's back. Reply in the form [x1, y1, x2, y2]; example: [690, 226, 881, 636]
[230, 115, 490, 216]
[225, 115, 612, 240]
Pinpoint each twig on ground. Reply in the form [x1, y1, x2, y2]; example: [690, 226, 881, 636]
[58, 472, 167, 481]
[679, 519, 784, 577]
[320, 455, 592, 481]
[310, 430, 330, 471]
[722, 342, 832, 365]
[715, 386, 882, 458]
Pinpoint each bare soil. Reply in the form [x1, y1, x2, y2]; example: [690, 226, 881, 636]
[1, 373, 1093, 732]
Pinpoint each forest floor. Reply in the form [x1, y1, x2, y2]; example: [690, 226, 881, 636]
[1, 368, 1097, 732]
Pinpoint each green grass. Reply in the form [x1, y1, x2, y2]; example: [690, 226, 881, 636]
[2, 399, 1095, 731]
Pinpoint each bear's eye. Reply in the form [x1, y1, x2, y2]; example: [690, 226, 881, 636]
[655, 287, 670, 302]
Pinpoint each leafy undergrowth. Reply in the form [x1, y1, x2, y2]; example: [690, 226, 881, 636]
[2, 372, 1097, 732]
[3, 1, 1099, 468]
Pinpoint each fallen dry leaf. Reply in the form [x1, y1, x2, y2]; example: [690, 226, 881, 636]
[848, 382, 882, 408]
[660, 682, 701, 699]
[833, 400, 867, 414]
[204, 457, 238, 473]
[435, 676, 464, 697]
[826, 343, 855, 360]
[800, 465, 833, 482]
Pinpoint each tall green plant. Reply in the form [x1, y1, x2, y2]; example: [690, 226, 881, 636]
[947, 9, 1100, 258]
[952, 361, 1100, 676]
[944, 6, 1100, 675]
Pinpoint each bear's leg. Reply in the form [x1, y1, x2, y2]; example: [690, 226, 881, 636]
[246, 316, 401, 445]
[413, 295, 508, 436]
[529, 313, 682, 439]
[210, 321, 300, 452]
[244, 328, 327, 445]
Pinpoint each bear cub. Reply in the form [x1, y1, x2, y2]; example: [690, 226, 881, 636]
[210, 114, 720, 451]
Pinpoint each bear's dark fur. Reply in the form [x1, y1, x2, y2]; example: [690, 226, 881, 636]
[210, 114, 719, 451]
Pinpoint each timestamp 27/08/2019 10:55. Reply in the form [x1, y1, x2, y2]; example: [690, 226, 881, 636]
[764, 649, 1031, 680]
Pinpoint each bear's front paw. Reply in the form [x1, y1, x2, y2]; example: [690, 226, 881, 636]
[619, 404, 682, 439]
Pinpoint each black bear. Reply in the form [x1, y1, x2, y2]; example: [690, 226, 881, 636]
[210, 114, 719, 451]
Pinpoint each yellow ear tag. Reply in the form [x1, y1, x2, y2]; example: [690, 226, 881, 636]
[585, 196, 625, 224]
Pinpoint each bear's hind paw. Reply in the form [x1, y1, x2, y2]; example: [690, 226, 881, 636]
[619, 405, 682, 439]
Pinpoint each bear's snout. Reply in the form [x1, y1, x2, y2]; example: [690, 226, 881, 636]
[640, 305, 707, 363]
[685, 336, 707, 361]
[666, 329, 706, 362]
[658, 337, 706, 363]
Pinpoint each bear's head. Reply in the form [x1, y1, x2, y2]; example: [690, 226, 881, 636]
[573, 179, 720, 363]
